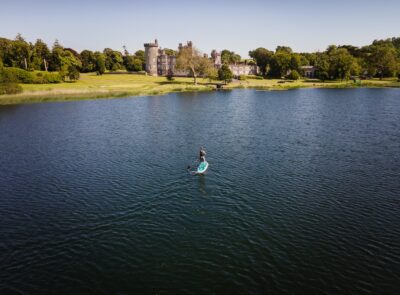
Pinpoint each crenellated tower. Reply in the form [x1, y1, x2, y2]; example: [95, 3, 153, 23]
[144, 39, 159, 76]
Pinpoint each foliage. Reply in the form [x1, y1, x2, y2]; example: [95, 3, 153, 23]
[221, 50, 241, 64]
[67, 66, 80, 81]
[103, 48, 123, 71]
[249, 47, 273, 76]
[218, 64, 233, 83]
[80, 50, 97, 72]
[163, 48, 176, 56]
[276, 46, 293, 54]
[0, 83, 22, 95]
[95, 52, 106, 75]
[1, 34, 400, 84]
[175, 46, 215, 85]
[286, 70, 300, 80]
[327, 47, 358, 80]
[123, 55, 143, 72]
[0, 67, 61, 83]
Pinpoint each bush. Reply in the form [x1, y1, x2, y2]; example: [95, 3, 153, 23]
[218, 64, 233, 83]
[317, 71, 329, 81]
[166, 73, 175, 81]
[247, 75, 263, 80]
[68, 66, 80, 81]
[0, 83, 23, 95]
[0, 67, 61, 84]
[238, 75, 247, 81]
[287, 70, 300, 80]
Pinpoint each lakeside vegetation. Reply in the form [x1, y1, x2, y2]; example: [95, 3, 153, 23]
[0, 73, 398, 105]
[0, 34, 400, 104]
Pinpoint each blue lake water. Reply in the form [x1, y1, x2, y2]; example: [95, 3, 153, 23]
[0, 89, 399, 294]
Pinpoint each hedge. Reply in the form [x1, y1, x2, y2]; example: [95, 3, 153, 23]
[0, 67, 62, 84]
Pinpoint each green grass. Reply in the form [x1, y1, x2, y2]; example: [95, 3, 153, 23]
[1, 73, 399, 105]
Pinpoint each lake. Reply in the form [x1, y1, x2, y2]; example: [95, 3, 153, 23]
[1, 89, 399, 294]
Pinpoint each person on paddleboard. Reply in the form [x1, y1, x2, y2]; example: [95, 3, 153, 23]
[199, 147, 206, 162]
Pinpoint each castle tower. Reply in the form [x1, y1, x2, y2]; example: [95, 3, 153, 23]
[144, 39, 159, 76]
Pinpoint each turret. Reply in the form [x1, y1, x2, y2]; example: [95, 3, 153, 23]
[144, 39, 159, 76]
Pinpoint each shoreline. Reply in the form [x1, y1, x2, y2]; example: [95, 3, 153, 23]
[1, 74, 399, 105]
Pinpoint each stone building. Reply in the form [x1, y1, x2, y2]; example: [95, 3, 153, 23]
[210, 49, 258, 76]
[301, 66, 317, 78]
[157, 49, 176, 76]
[144, 39, 259, 77]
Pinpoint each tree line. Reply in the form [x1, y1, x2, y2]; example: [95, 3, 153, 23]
[0, 34, 147, 80]
[1, 34, 400, 83]
[249, 38, 400, 80]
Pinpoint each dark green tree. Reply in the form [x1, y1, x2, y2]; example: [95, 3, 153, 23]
[249, 47, 273, 76]
[218, 64, 233, 83]
[80, 50, 97, 72]
[31, 39, 51, 71]
[67, 65, 80, 81]
[221, 50, 241, 64]
[94, 52, 106, 75]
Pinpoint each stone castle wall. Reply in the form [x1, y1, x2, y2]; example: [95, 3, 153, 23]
[144, 39, 259, 77]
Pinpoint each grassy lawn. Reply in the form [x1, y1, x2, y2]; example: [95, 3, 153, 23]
[1, 73, 399, 105]
[226, 77, 400, 90]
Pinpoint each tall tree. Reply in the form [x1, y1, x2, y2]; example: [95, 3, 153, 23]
[94, 52, 106, 75]
[175, 46, 214, 85]
[249, 47, 273, 76]
[32, 39, 51, 71]
[218, 64, 233, 84]
[221, 50, 241, 64]
[80, 50, 97, 72]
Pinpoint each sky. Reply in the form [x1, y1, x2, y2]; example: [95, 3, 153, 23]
[1, 0, 399, 57]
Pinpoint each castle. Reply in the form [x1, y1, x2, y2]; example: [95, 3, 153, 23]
[144, 39, 258, 77]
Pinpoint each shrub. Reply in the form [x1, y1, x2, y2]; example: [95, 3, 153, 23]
[247, 75, 263, 80]
[218, 64, 233, 84]
[0, 83, 23, 95]
[317, 71, 329, 82]
[287, 70, 300, 80]
[238, 75, 247, 81]
[68, 66, 80, 81]
[0, 68, 61, 84]
[166, 73, 175, 81]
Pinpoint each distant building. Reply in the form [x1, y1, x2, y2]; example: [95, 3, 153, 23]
[211, 50, 258, 76]
[157, 49, 176, 76]
[301, 66, 317, 78]
[144, 39, 259, 77]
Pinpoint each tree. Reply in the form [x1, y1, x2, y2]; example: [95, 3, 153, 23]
[367, 43, 399, 78]
[31, 39, 51, 71]
[328, 47, 357, 80]
[67, 65, 80, 81]
[249, 47, 273, 76]
[10, 34, 31, 69]
[276, 46, 293, 54]
[287, 70, 300, 80]
[175, 46, 214, 85]
[80, 50, 97, 72]
[94, 52, 106, 75]
[269, 51, 292, 78]
[218, 64, 233, 84]
[221, 50, 241, 64]
[103, 48, 123, 71]
[49, 42, 81, 80]
[314, 52, 329, 81]
[123, 55, 143, 71]
[163, 48, 176, 56]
